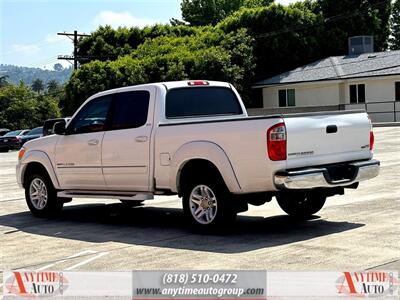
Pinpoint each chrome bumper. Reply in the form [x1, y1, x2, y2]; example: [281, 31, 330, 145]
[274, 159, 380, 190]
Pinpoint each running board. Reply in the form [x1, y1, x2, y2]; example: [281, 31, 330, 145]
[57, 191, 154, 201]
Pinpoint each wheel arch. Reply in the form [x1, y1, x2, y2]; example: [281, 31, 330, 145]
[20, 150, 60, 189]
[170, 141, 241, 194]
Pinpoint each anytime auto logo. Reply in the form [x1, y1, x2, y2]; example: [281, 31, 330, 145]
[336, 271, 398, 297]
[4, 271, 69, 297]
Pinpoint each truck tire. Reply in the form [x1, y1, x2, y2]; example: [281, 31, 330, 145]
[25, 172, 63, 217]
[276, 192, 326, 218]
[182, 178, 237, 229]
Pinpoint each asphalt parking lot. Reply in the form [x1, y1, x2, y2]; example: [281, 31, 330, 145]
[0, 127, 399, 284]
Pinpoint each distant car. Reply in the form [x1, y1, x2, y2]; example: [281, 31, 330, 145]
[43, 118, 71, 136]
[19, 127, 43, 146]
[0, 130, 30, 152]
[0, 128, 10, 136]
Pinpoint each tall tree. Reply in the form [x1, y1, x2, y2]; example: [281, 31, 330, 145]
[243, 0, 273, 8]
[390, 0, 400, 50]
[0, 75, 9, 87]
[66, 28, 256, 112]
[0, 82, 60, 129]
[181, 0, 244, 26]
[53, 63, 64, 72]
[31, 78, 44, 94]
[317, 0, 392, 53]
[47, 79, 60, 93]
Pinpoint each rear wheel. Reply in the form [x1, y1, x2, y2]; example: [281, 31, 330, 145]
[25, 172, 63, 217]
[182, 178, 236, 229]
[276, 192, 326, 218]
[0, 148, 8, 152]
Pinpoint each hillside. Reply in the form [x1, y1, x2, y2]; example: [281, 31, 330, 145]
[0, 64, 73, 86]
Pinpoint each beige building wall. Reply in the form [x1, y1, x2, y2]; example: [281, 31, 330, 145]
[262, 82, 341, 108]
[258, 75, 400, 122]
[343, 76, 400, 122]
[343, 76, 400, 103]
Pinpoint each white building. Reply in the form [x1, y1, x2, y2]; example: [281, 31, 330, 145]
[252, 50, 400, 122]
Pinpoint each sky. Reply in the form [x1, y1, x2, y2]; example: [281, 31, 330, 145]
[0, 0, 296, 69]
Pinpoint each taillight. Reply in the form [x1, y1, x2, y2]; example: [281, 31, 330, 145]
[368, 115, 374, 151]
[267, 122, 286, 161]
[370, 130, 374, 151]
[188, 80, 209, 86]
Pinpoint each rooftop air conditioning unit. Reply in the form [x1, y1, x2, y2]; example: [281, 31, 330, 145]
[348, 36, 374, 55]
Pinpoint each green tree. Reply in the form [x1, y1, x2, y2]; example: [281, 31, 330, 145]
[219, 1, 392, 81]
[318, 0, 392, 53]
[77, 24, 201, 64]
[181, 0, 244, 26]
[64, 0, 392, 112]
[0, 75, 9, 88]
[66, 28, 255, 113]
[390, 0, 400, 50]
[219, 4, 324, 80]
[243, 0, 273, 8]
[47, 80, 60, 93]
[34, 95, 62, 124]
[53, 63, 64, 71]
[0, 83, 61, 129]
[31, 78, 44, 94]
[0, 83, 37, 129]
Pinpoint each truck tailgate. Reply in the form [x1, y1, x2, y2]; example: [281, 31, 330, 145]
[283, 111, 372, 169]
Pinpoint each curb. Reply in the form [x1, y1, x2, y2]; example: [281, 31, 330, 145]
[373, 122, 400, 127]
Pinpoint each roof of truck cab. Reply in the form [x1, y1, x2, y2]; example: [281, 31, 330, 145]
[92, 80, 232, 98]
[162, 80, 231, 89]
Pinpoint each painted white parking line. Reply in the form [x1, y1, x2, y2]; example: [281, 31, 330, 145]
[36, 250, 100, 271]
[64, 252, 109, 270]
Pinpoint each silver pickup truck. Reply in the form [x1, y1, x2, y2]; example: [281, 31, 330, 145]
[17, 80, 379, 228]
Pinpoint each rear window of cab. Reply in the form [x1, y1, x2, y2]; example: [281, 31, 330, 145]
[165, 87, 243, 119]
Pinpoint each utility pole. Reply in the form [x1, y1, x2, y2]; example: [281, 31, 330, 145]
[57, 31, 90, 70]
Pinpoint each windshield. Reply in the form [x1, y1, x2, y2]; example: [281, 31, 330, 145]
[27, 127, 43, 135]
[4, 130, 22, 137]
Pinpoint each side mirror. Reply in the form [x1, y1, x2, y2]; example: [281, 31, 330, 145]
[53, 122, 66, 135]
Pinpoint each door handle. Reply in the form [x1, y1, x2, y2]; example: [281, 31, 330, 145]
[135, 136, 148, 142]
[326, 125, 338, 134]
[88, 139, 99, 146]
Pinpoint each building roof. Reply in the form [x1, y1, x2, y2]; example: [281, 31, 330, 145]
[254, 50, 400, 87]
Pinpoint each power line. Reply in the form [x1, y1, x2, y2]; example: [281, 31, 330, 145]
[57, 31, 90, 70]
[0, 37, 66, 57]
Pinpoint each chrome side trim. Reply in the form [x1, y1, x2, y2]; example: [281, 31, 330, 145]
[274, 159, 380, 190]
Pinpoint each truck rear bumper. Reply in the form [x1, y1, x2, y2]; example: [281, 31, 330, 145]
[274, 159, 380, 190]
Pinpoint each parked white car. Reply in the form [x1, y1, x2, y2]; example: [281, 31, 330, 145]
[17, 80, 380, 228]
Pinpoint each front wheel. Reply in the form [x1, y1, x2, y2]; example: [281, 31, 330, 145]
[182, 180, 236, 229]
[276, 192, 326, 218]
[25, 173, 63, 217]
